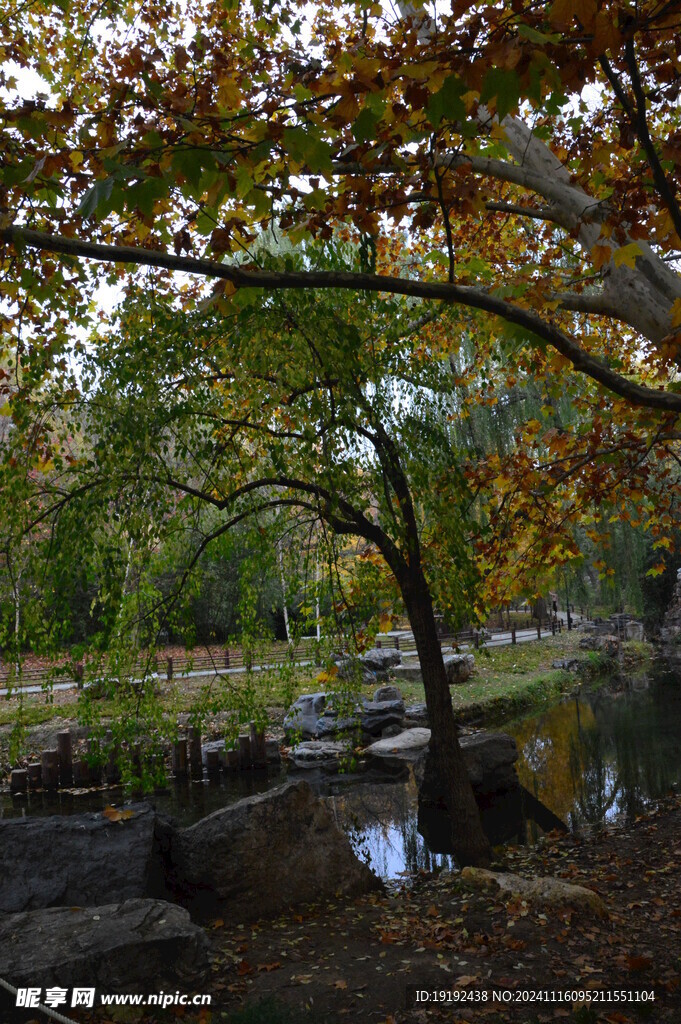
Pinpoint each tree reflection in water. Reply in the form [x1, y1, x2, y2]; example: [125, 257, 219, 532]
[513, 662, 681, 831]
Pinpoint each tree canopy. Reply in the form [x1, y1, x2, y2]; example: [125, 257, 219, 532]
[2, 0, 681, 416]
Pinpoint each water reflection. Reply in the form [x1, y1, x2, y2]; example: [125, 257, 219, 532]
[511, 662, 681, 831]
[4, 661, 681, 879]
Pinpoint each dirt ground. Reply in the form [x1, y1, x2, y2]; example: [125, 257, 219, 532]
[202, 796, 681, 1024]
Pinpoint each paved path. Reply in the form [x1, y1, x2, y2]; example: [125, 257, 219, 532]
[0, 616, 577, 698]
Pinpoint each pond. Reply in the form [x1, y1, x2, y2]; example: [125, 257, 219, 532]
[4, 658, 681, 881]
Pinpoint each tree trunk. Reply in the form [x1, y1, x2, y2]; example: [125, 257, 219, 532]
[401, 568, 491, 867]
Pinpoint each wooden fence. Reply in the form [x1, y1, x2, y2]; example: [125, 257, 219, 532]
[0, 618, 568, 692]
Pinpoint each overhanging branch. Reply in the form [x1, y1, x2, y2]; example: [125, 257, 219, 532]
[3, 225, 681, 413]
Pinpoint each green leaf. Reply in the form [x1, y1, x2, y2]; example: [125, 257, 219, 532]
[281, 126, 334, 174]
[426, 75, 466, 127]
[480, 69, 520, 120]
[76, 177, 114, 220]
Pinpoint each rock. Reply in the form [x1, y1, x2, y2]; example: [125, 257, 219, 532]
[365, 728, 431, 764]
[552, 658, 581, 672]
[625, 620, 644, 641]
[443, 652, 475, 684]
[373, 683, 403, 703]
[458, 732, 518, 796]
[360, 698, 405, 736]
[0, 899, 210, 992]
[460, 867, 608, 919]
[361, 648, 402, 673]
[0, 804, 161, 914]
[289, 740, 351, 770]
[413, 732, 518, 798]
[392, 659, 423, 683]
[579, 633, 620, 656]
[283, 691, 327, 740]
[404, 701, 429, 727]
[381, 723, 403, 738]
[335, 656, 377, 685]
[168, 780, 381, 920]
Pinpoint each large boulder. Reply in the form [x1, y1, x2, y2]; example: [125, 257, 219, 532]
[412, 731, 519, 798]
[335, 656, 377, 685]
[461, 868, 608, 919]
[0, 804, 161, 914]
[168, 780, 381, 920]
[0, 899, 210, 993]
[459, 731, 519, 796]
[443, 652, 475, 684]
[361, 648, 402, 674]
[283, 691, 327, 740]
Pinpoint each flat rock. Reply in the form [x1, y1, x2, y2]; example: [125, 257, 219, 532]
[168, 780, 381, 921]
[392, 659, 423, 683]
[0, 898, 210, 992]
[461, 867, 608, 919]
[365, 728, 431, 763]
[0, 804, 160, 914]
[289, 740, 351, 769]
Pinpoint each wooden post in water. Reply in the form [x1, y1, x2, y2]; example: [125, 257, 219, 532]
[10, 769, 27, 794]
[250, 722, 266, 768]
[226, 748, 239, 771]
[72, 759, 90, 787]
[27, 763, 42, 790]
[238, 734, 252, 769]
[187, 727, 202, 777]
[172, 738, 188, 778]
[41, 750, 59, 790]
[57, 730, 73, 787]
[206, 749, 220, 777]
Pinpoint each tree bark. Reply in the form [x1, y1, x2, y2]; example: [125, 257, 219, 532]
[400, 566, 491, 867]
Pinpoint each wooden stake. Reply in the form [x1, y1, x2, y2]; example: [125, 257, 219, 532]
[57, 730, 73, 787]
[41, 750, 59, 790]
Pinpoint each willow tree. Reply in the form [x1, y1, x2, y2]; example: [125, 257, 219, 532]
[27, 240, 488, 864]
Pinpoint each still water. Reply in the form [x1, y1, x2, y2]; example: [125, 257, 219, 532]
[4, 659, 681, 880]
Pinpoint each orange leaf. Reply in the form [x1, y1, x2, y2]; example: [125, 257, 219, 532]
[102, 806, 135, 823]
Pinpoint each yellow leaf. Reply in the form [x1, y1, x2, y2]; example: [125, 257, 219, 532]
[590, 243, 611, 271]
[69, 151, 84, 170]
[613, 242, 642, 269]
